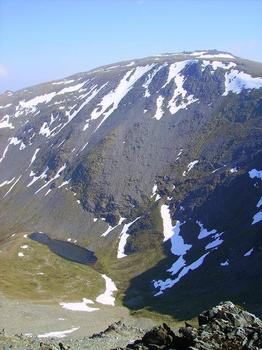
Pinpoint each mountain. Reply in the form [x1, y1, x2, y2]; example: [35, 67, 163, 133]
[0, 49, 262, 320]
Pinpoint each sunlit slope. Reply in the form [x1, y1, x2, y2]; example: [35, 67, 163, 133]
[0, 233, 103, 302]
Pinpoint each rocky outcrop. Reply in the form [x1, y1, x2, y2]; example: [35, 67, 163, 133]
[121, 301, 262, 350]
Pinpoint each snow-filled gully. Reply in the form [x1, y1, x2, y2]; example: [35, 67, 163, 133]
[152, 204, 224, 296]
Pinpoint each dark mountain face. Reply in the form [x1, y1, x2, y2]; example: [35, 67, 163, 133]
[0, 50, 262, 318]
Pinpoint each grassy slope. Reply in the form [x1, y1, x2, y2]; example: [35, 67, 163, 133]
[0, 233, 104, 302]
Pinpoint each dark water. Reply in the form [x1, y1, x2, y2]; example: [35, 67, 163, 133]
[29, 232, 97, 265]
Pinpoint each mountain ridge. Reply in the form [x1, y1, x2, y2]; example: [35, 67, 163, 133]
[2, 49, 262, 95]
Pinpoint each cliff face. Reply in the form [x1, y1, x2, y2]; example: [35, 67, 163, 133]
[0, 50, 262, 318]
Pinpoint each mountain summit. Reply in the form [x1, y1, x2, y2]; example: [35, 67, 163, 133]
[0, 50, 262, 318]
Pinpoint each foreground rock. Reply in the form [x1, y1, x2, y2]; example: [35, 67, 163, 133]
[121, 301, 262, 350]
[1, 302, 262, 349]
[0, 321, 145, 350]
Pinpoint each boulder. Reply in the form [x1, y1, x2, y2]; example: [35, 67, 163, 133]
[142, 323, 176, 347]
[122, 301, 262, 350]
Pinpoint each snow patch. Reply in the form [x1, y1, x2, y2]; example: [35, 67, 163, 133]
[223, 70, 262, 96]
[150, 183, 161, 201]
[106, 65, 119, 70]
[211, 165, 226, 173]
[155, 194, 161, 201]
[170, 220, 192, 256]
[151, 184, 157, 197]
[101, 217, 125, 237]
[160, 204, 192, 255]
[197, 221, 223, 250]
[160, 204, 174, 242]
[96, 274, 118, 306]
[15, 82, 86, 117]
[153, 252, 209, 296]
[252, 211, 262, 225]
[153, 212, 222, 296]
[0, 177, 15, 188]
[80, 141, 89, 152]
[58, 179, 71, 188]
[167, 256, 186, 276]
[29, 148, 40, 167]
[163, 61, 198, 115]
[249, 169, 262, 180]
[0, 137, 26, 163]
[35, 164, 66, 194]
[197, 221, 216, 239]
[27, 167, 49, 188]
[189, 51, 208, 57]
[3, 176, 22, 198]
[52, 79, 75, 85]
[117, 217, 141, 258]
[201, 60, 236, 71]
[125, 61, 135, 67]
[153, 96, 165, 120]
[195, 53, 235, 59]
[17, 92, 56, 114]
[91, 65, 154, 131]
[0, 103, 12, 109]
[256, 197, 262, 208]
[244, 248, 254, 257]
[39, 122, 51, 137]
[0, 115, 14, 129]
[163, 61, 189, 88]
[205, 233, 223, 250]
[45, 189, 52, 196]
[60, 298, 98, 312]
[38, 327, 79, 338]
[183, 160, 199, 176]
[60, 84, 106, 134]
[230, 167, 238, 173]
[176, 148, 183, 160]
[187, 160, 199, 172]
[143, 65, 163, 97]
[57, 81, 87, 95]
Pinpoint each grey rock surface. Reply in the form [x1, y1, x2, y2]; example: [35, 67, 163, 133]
[122, 302, 262, 349]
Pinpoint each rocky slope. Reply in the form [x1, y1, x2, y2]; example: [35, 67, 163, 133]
[1, 302, 262, 349]
[122, 301, 262, 350]
[0, 50, 262, 319]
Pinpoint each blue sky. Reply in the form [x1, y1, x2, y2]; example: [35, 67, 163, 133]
[0, 0, 262, 93]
